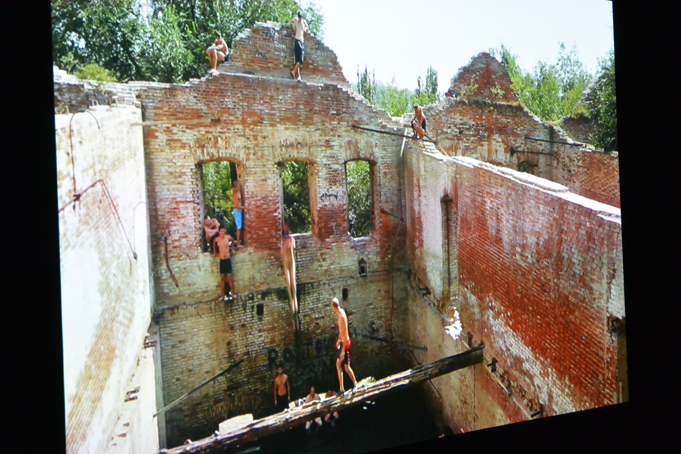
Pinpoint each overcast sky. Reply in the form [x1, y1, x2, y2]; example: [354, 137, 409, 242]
[312, 0, 614, 93]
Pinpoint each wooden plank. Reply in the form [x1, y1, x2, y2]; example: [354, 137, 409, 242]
[163, 347, 483, 454]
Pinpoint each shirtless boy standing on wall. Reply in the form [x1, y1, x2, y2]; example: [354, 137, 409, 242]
[213, 228, 235, 301]
[331, 298, 358, 393]
[273, 366, 291, 413]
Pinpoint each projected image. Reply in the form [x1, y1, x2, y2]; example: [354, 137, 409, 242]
[53, 1, 624, 453]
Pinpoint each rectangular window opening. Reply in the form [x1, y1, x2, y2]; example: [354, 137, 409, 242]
[346, 160, 373, 238]
[281, 160, 312, 234]
[201, 161, 239, 252]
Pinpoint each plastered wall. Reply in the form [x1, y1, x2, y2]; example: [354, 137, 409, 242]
[56, 106, 159, 454]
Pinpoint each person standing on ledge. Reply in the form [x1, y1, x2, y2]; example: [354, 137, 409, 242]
[207, 31, 229, 75]
[332, 298, 358, 394]
[213, 228, 235, 302]
[411, 105, 427, 139]
[290, 11, 309, 81]
[232, 180, 245, 248]
[281, 224, 299, 330]
[273, 365, 291, 413]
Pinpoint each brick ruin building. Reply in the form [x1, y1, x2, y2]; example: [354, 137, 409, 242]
[55, 22, 626, 453]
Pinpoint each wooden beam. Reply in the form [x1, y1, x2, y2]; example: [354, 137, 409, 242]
[163, 347, 483, 454]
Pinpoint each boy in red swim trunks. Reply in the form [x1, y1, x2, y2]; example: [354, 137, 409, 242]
[331, 297, 358, 393]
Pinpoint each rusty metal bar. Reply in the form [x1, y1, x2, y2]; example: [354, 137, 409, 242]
[524, 136, 582, 147]
[154, 359, 244, 418]
[352, 125, 437, 144]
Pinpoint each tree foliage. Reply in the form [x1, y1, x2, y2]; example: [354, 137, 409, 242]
[346, 160, 372, 238]
[51, 0, 325, 83]
[357, 65, 377, 104]
[492, 43, 592, 122]
[356, 67, 440, 117]
[202, 161, 236, 237]
[585, 50, 617, 152]
[281, 161, 311, 234]
[413, 67, 438, 107]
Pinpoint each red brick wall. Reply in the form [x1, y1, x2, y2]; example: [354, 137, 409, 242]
[559, 113, 594, 145]
[139, 70, 408, 445]
[221, 22, 349, 88]
[429, 52, 621, 208]
[403, 143, 625, 428]
[450, 53, 518, 103]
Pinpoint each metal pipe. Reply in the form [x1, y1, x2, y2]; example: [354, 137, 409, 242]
[153, 359, 244, 417]
[351, 125, 437, 144]
[524, 136, 582, 147]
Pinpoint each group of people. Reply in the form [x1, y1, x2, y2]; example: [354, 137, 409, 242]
[204, 180, 245, 302]
[205, 11, 310, 81]
[272, 297, 359, 426]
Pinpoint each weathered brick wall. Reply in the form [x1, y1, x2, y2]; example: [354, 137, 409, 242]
[559, 113, 594, 145]
[56, 106, 158, 454]
[554, 147, 621, 208]
[429, 53, 621, 208]
[449, 53, 518, 103]
[139, 74, 402, 304]
[139, 55, 409, 444]
[53, 77, 142, 114]
[158, 271, 404, 446]
[402, 140, 458, 304]
[402, 145, 625, 429]
[221, 21, 350, 88]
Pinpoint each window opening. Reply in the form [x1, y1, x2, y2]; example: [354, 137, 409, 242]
[201, 161, 239, 251]
[256, 303, 264, 317]
[280, 160, 311, 234]
[345, 160, 373, 238]
[358, 258, 367, 277]
[342, 288, 349, 300]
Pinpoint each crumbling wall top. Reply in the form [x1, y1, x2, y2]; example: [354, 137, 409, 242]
[220, 21, 350, 88]
[450, 52, 518, 103]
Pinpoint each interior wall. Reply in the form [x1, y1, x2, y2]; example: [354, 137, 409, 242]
[56, 106, 158, 454]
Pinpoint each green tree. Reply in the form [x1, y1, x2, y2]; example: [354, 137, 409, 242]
[52, 0, 325, 83]
[346, 160, 372, 238]
[357, 65, 377, 104]
[281, 161, 311, 234]
[413, 67, 438, 107]
[375, 78, 412, 117]
[202, 161, 236, 236]
[492, 43, 592, 122]
[52, 0, 147, 81]
[585, 50, 617, 152]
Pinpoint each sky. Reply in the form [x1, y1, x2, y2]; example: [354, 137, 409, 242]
[311, 0, 614, 94]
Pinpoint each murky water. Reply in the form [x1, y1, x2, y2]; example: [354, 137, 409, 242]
[230, 384, 441, 454]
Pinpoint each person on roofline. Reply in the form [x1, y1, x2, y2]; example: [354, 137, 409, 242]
[411, 105, 427, 139]
[207, 31, 229, 75]
[290, 11, 309, 81]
